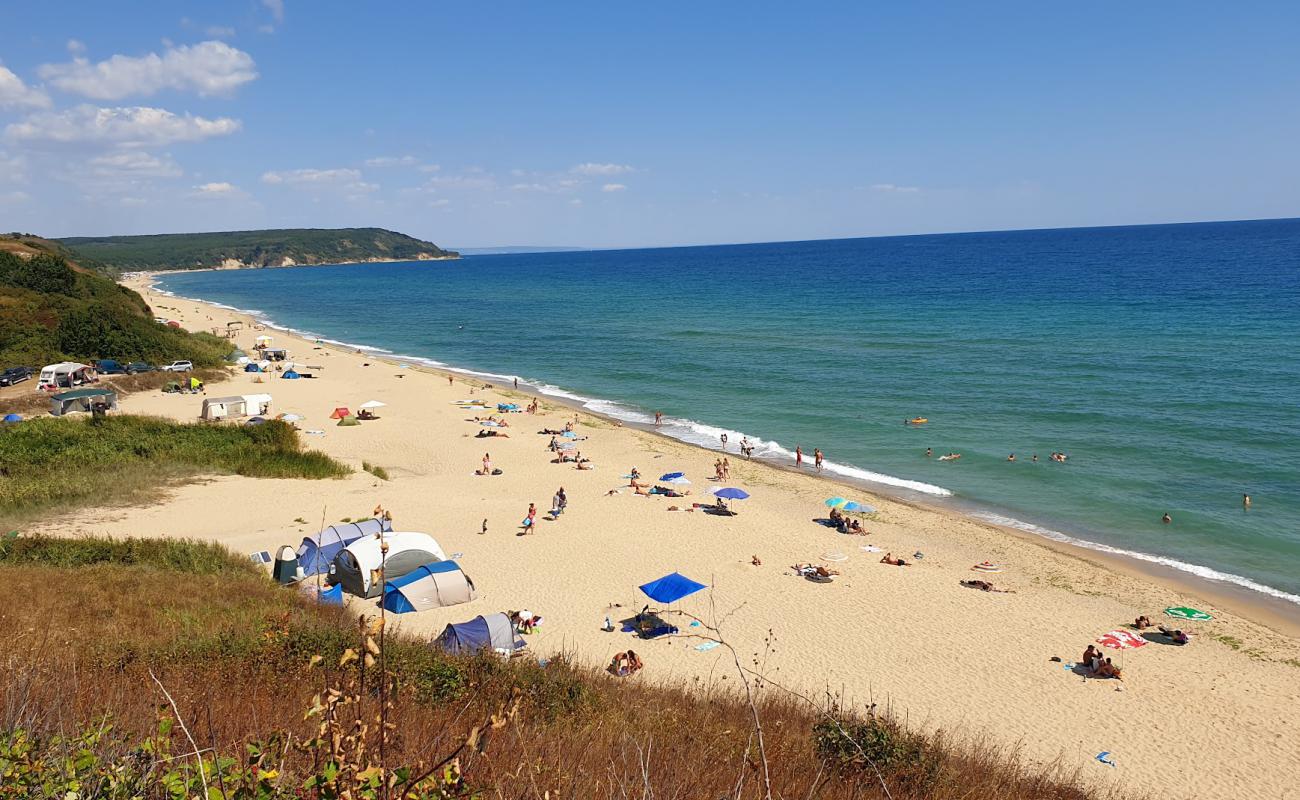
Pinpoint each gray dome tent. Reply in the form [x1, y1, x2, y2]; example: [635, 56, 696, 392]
[332, 531, 447, 598]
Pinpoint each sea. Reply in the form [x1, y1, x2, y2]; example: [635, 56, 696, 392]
[155, 219, 1300, 609]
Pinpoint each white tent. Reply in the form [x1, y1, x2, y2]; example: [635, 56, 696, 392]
[241, 394, 273, 415]
[201, 396, 249, 420]
[39, 362, 95, 391]
[333, 532, 448, 598]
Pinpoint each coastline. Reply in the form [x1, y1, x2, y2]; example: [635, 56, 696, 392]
[142, 268, 1300, 637]
[70, 271, 1300, 800]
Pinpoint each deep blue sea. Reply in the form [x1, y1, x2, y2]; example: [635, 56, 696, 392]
[156, 219, 1300, 607]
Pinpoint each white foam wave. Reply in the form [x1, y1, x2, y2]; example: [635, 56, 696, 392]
[971, 512, 1300, 607]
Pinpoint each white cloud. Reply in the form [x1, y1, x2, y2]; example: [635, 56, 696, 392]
[194, 181, 236, 194]
[66, 39, 87, 55]
[206, 26, 236, 38]
[423, 174, 496, 190]
[262, 0, 285, 22]
[261, 167, 360, 185]
[0, 151, 26, 183]
[88, 151, 182, 178]
[38, 41, 257, 100]
[869, 183, 921, 194]
[0, 65, 51, 109]
[573, 162, 635, 176]
[601, 183, 627, 193]
[569, 198, 582, 207]
[364, 155, 419, 168]
[0, 190, 29, 204]
[429, 198, 450, 207]
[510, 182, 548, 192]
[5, 105, 241, 148]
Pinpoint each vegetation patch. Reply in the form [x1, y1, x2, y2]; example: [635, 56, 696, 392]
[0, 416, 348, 524]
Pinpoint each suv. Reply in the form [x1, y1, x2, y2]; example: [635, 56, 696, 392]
[95, 359, 127, 375]
[0, 366, 32, 386]
[161, 361, 194, 372]
[126, 362, 156, 374]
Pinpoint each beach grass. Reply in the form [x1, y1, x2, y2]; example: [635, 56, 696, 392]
[0, 535, 1112, 799]
[0, 415, 349, 524]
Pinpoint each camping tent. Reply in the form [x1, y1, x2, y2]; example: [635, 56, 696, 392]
[241, 394, 272, 415]
[50, 387, 117, 416]
[330, 407, 351, 419]
[282, 370, 300, 379]
[244, 362, 262, 373]
[38, 362, 96, 391]
[434, 613, 524, 656]
[226, 349, 248, 362]
[201, 395, 248, 420]
[255, 335, 273, 347]
[264, 348, 288, 361]
[333, 531, 448, 598]
[295, 517, 391, 577]
[381, 561, 476, 613]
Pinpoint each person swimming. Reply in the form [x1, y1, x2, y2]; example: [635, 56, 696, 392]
[1162, 512, 1172, 524]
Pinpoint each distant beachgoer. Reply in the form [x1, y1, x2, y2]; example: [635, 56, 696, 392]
[1162, 512, 1172, 524]
[482, 452, 492, 474]
[655, 410, 663, 427]
[722, 458, 731, 479]
[1243, 493, 1251, 509]
[1134, 615, 1152, 630]
[720, 433, 728, 451]
[524, 503, 537, 533]
[880, 553, 910, 566]
[814, 449, 824, 471]
[1032, 454, 1039, 462]
[481, 518, 488, 535]
[796, 446, 803, 467]
[1082, 645, 1100, 670]
[925, 448, 933, 457]
[1008, 453, 1016, 462]
[513, 377, 518, 389]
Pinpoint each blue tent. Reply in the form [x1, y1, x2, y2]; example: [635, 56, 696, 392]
[282, 369, 300, 379]
[318, 584, 344, 605]
[434, 613, 523, 655]
[639, 572, 707, 604]
[295, 517, 390, 577]
[381, 560, 476, 613]
[2, 414, 20, 423]
[244, 363, 261, 373]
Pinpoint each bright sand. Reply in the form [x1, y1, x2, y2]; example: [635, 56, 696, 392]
[40, 276, 1300, 800]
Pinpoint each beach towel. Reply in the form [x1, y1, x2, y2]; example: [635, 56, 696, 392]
[860, 545, 882, 553]
[695, 641, 721, 652]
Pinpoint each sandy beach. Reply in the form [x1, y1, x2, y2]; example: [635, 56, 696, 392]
[37, 274, 1300, 800]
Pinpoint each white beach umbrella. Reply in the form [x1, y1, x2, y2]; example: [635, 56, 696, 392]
[359, 400, 386, 409]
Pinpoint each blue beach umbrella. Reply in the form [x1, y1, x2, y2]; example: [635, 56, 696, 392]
[660, 472, 685, 481]
[842, 501, 876, 513]
[824, 497, 847, 508]
[712, 487, 750, 500]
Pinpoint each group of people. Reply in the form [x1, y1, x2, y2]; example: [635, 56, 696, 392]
[1080, 645, 1123, 679]
[828, 507, 866, 534]
[794, 446, 825, 470]
[1134, 615, 1190, 644]
[610, 649, 644, 677]
[712, 458, 731, 480]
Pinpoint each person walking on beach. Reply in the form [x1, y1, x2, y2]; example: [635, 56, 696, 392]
[722, 458, 731, 480]
[481, 518, 488, 535]
[720, 433, 728, 451]
[796, 446, 803, 467]
[482, 452, 492, 475]
[448, 375, 453, 387]
[655, 410, 663, 427]
[814, 448, 824, 471]
[513, 377, 518, 389]
[524, 502, 537, 533]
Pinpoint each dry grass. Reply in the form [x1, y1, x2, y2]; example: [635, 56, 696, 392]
[0, 536, 1122, 799]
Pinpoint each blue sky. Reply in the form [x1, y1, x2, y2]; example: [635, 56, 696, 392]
[1, 1, 1297, 248]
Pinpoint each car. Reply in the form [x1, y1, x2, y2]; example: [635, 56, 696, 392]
[161, 361, 194, 372]
[95, 359, 127, 375]
[126, 362, 156, 374]
[0, 366, 32, 386]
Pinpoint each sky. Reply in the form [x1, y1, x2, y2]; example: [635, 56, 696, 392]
[1, 1, 1298, 249]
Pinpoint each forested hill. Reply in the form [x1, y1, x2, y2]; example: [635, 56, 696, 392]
[57, 228, 458, 272]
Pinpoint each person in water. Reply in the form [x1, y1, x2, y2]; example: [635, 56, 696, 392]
[1008, 453, 1016, 462]
[925, 447, 933, 457]
[1162, 512, 1172, 524]
[1243, 493, 1251, 509]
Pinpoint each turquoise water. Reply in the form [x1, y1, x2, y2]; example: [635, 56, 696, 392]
[156, 219, 1300, 606]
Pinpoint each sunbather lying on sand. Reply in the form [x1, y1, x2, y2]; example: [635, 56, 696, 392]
[792, 563, 839, 578]
[575, 461, 595, 470]
[960, 579, 1015, 593]
[1158, 625, 1190, 644]
[476, 430, 509, 438]
[880, 553, 911, 566]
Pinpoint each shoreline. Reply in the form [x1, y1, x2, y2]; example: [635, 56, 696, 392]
[85, 272, 1300, 800]
[142, 269, 1300, 637]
